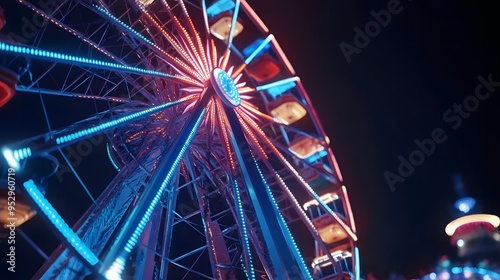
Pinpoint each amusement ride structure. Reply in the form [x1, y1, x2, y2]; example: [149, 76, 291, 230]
[0, 0, 359, 279]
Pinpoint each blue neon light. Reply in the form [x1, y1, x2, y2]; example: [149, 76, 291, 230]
[305, 150, 328, 163]
[256, 77, 299, 92]
[355, 247, 360, 280]
[2, 147, 32, 169]
[206, 0, 235, 17]
[56, 99, 186, 145]
[105, 256, 125, 280]
[218, 70, 240, 105]
[253, 159, 312, 279]
[243, 39, 272, 58]
[23, 180, 99, 266]
[0, 42, 174, 78]
[233, 180, 255, 279]
[106, 143, 121, 172]
[93, 5, 160, 52]
[244, 35, 273, 65]
[227, 0, 240, 45]
[454, 197, 476, 214]
[122, 109, 206, 254]
[451, 267, 462, 274]
[94, 5, 153, 45]
[266, 81, 296, 98]
[13, 147, 32, 161]
[2, 148, 19, 169]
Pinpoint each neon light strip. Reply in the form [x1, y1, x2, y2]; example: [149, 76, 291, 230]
[303, 193, 340, 210]
[94, 4, 203, 84]
[169, 15, 207, 78]
[233, 180, 255, 279]
[312, 250, 352, 268]
[342, 185, 357, 233]
[55, 97, 191, 145]
[124, 109, 205, 252]
[227, 0, 241, 47]
[355, 247, 360, 280]
[0, 41, 174, 78]
[138, 5, 205, 79]
[93, 5, 154, 47]
[23, 180, 99, 266]
[252, 158, 312, 279]
[201, 0, 210, 33]
[266, 81, 296, 98]
[2, 147, 31, 169]
[18, 0, 116, 60]
[249, 143, 344, 273]
[255, 77, 299, 92]
[244, 34, 273, 65]
[105, 256, 125, 280]
[106, 108, 206, 278]
[106, 143, 121, 172]
[3, 96, 194, 169]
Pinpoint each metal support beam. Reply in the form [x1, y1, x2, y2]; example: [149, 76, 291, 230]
[100, 91, 210, 279]
[223, 107, 311, 280]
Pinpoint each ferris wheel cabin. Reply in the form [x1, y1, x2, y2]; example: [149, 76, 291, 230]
[304, 193, 356, 279]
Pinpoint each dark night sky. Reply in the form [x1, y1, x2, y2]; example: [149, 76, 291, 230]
[1, 0, 500, 279]
[250, 0, 500, 278]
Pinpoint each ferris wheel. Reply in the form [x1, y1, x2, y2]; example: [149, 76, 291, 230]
[0, 0, 359, 279]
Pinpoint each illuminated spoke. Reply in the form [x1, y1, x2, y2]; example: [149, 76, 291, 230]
[0, 42, 201, 86]
[255, 76, 299, 92]
[23, 180, 99, 267]
[226, 0, 241, 49]
[101, 92, 210, 279]
[2, 96, 196, 169]
[91, 4, 202, 82]
[177, 0, 211, 76]
[219, 48, 231, 71]
[210, 39, 218, 70]
[240, 101, 277, 123]
[230, 34, 273, 78]
[201, 0, 210, 34]
[137, 5, 207, 80]
[231, 180, 255, 279]
[216, 106, 255, 277]
[18, 0, 115, 61]
[171, 15, 209, 78]
[244, 34, 273, 65]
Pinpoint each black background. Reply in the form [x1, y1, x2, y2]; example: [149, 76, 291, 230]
[250, 0, 500, 278]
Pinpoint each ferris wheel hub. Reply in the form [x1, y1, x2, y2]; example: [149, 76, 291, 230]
[211, 68, 240, 107]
